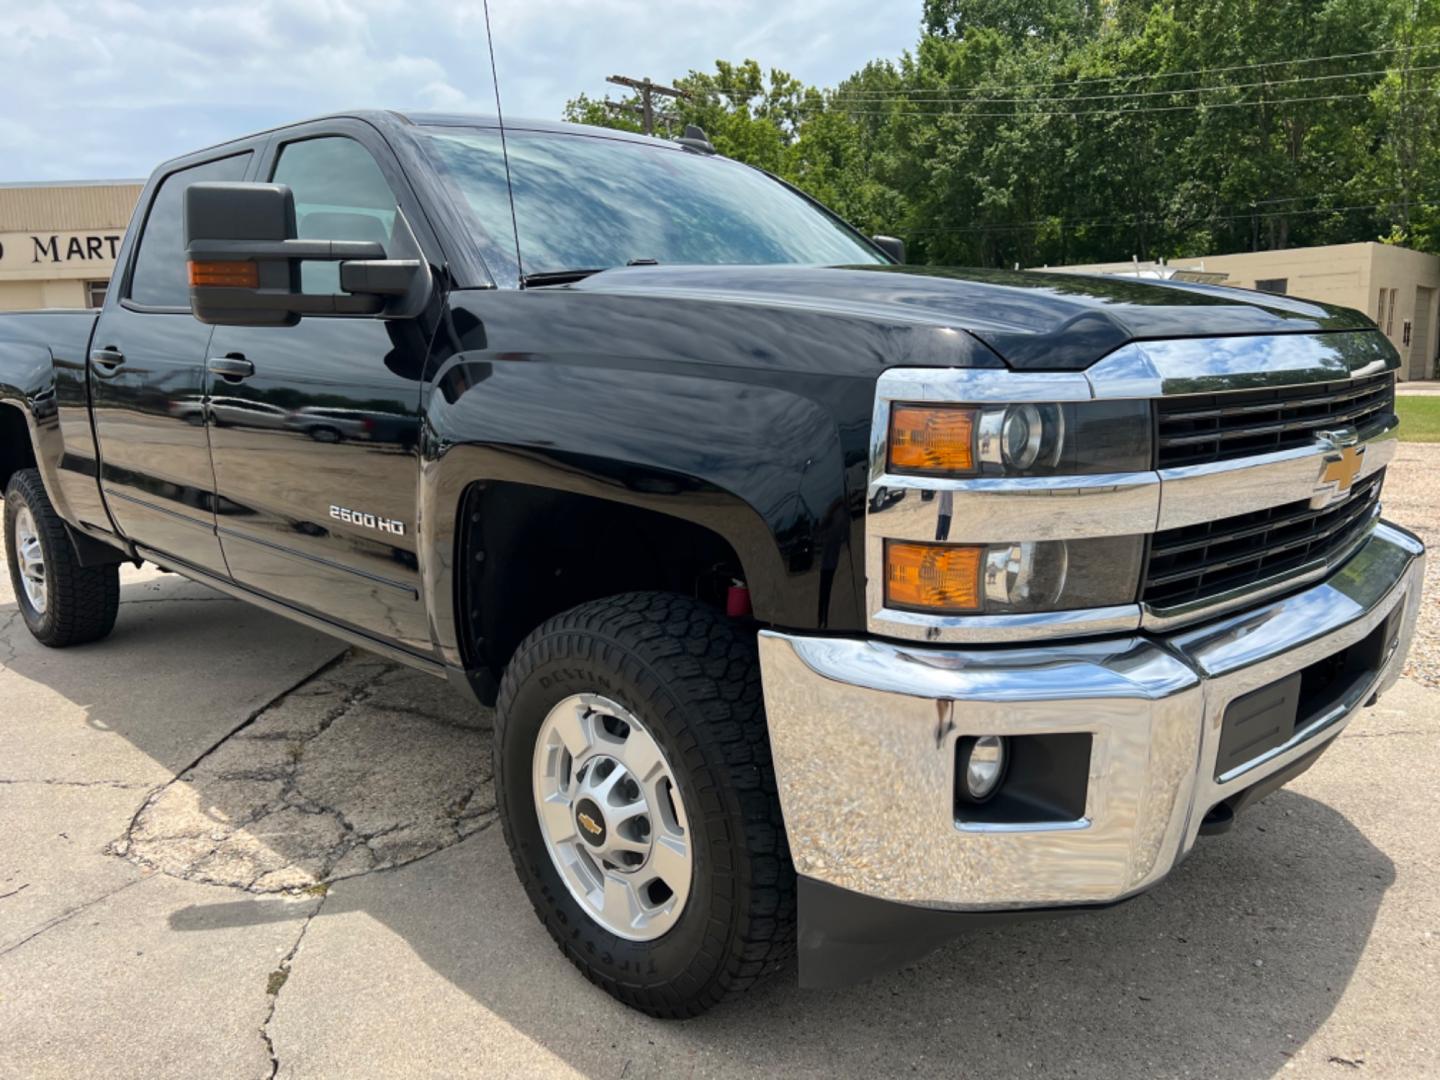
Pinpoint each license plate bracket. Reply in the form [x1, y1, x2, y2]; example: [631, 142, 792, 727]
[1215, 672, 1301, 780]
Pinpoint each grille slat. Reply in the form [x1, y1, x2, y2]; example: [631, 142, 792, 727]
[1160, 378, 1390, 423]
[1159, 398, 1397, 449]
[1155, 373, 1395, 469]
[1143, 469, 1384, 609]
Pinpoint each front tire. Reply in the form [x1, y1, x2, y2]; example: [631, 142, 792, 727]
[4, 469, 119, 647]
[495, 592, 795, 1017]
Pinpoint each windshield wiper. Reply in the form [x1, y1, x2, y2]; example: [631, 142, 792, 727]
[521, 260, 661, 288]
[520, 268, 606, 288]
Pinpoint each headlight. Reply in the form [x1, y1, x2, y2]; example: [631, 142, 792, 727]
[978, 403, 1057, 471]
[884, 537, 1145, 615]
[887, 400, 1151, 477]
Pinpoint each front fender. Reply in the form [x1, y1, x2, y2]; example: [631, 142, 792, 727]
[418, 354, 861, 667]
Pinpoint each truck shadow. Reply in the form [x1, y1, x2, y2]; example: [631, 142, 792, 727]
[0, 577, 1397, 1078]
[328, 789, 1394, 1079]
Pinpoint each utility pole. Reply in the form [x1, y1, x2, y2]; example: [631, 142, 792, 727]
[605, 75, 688, 136]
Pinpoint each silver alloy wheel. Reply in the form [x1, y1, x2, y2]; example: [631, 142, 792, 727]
[14, 507, 47, 614]
[532, 693, 693, 941]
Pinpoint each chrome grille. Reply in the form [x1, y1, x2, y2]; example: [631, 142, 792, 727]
[1155, 373, 1394, 469]
[1143, 469, 1384, 610]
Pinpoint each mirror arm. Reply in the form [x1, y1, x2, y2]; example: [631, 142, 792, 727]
[190, 288, 384, 321]
[187, 238, 387, 262]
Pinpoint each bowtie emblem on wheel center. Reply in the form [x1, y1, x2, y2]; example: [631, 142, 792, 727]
[574, 798, 607, 846]
[1311, 428, 1365, 509]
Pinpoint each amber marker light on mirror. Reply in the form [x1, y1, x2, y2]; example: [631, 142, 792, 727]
[188, 260, 259, 288]
[885, 540, 984, 613]
[888, 404, 977, 474]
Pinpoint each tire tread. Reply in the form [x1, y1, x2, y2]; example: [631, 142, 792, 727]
[495, 591, 796, 1018]
[4, 469, 119, 647]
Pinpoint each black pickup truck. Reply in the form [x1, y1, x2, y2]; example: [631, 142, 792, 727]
[0, 111, 1426, 1017]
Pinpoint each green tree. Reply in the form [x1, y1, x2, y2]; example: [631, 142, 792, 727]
[922, 0, 1103, 41]
[564, 0, 1440, 264]
[1365, 0, 1440, 250]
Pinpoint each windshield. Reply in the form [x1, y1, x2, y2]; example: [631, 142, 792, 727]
[420, 126, 886, 281]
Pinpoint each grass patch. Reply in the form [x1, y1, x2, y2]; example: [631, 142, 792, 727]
[1397, 395, 1440, 442]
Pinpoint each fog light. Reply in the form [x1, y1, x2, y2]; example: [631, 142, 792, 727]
[959, 735, 1008, 803]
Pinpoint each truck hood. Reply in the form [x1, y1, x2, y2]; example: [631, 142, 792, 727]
[571, 263, 1373, 370]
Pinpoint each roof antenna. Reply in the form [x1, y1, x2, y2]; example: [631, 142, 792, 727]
[483, 0, 524, 285]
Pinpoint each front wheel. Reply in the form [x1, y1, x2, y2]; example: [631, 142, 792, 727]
[4, 469, 119, 647]
[494, 592, 795, 1017]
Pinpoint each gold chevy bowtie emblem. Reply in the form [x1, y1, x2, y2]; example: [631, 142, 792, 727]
[1321, 446, 1364, 492]
[577, 812, 603, 837]
[1311, 432, 1365, 509]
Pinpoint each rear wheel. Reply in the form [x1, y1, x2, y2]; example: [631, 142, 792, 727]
[495, 592, 794, 1017]
[4, 469, 119, 647]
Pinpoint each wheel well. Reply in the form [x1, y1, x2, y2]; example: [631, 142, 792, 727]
[0, 405, 36, 495]
[458, 482, 749, 698]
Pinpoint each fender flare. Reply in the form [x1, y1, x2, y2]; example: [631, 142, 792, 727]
[418, 441, 792, 670]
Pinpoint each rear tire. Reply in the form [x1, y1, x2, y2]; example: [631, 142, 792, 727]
[495, 591, 795, 1017]
[4, 469, 119, 647]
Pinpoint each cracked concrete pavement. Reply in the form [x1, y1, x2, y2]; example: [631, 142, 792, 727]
[115, 653, 495, 893]
[3, 458, 1440, 1077]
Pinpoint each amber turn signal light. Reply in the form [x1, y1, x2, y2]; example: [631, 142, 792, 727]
[188, 260, 259, 288]
[885, 540, 983, 613]
[888, 405, 976, 474]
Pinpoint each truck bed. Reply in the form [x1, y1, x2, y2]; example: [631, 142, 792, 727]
[0, 310, 100, 375]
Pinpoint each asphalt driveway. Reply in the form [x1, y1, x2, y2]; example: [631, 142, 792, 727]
[3, 457, 1438, 1078]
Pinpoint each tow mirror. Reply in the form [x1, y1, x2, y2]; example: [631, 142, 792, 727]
[183, 182, 428, 327]
[872, 235, 906, 264]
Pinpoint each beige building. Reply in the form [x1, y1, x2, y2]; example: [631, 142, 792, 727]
[0, 180, 143, 312]
[1050, 242, 1440, 380]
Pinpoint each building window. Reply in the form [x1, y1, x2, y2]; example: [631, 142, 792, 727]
[1255, 278, 1288, 295]
[85, 281, 108, 309]
[1403, 320, 1412, 347]
[1385, 288, 1398, 335]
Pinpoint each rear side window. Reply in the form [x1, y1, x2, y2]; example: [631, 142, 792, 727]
[272, 137, 399, 294]
[129, 152, 251, 308]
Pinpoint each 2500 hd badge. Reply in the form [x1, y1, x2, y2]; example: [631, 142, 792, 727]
[0, 110, 1425, 1019]
[329, 505, 406, 535]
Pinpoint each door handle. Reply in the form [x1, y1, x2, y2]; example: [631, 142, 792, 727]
[90, 347, 126, 377]
[208, 355, 255, 382]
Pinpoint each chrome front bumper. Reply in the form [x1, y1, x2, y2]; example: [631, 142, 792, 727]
[759, 520, 1425, 911]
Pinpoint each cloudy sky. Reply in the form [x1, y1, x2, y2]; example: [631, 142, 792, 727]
[0, 1, 923, 182]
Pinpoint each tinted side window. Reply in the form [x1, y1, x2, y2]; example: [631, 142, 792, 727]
[272, 137, 398, 294]
[129, 153, 251, 308]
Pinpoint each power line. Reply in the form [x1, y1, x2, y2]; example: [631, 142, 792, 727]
[826, 62, 1440, 105]
[818, 84, 1440, 119]
[1247, 183, 1415, 206]
[831, 42, 1440, 96]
